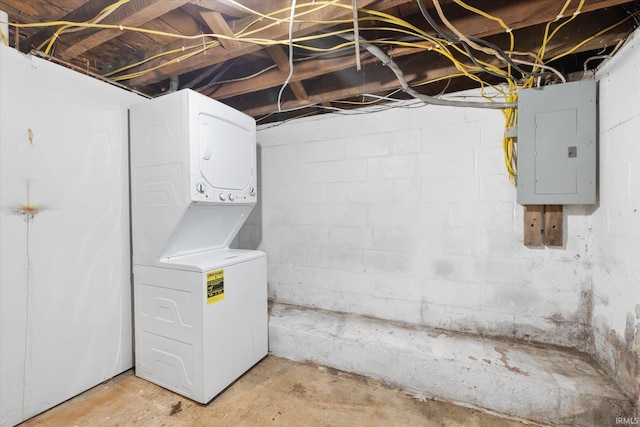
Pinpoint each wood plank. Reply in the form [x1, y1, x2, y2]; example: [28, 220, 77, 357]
[189, 0, 283, 19]
[157, 7, 201, 36]
[389, 0, 634, 56]
[544, 205, 563, 247]
[55, 0, 191, 60]
[199, 10, 241, 50]
[204, 54, 369, 99]
[19, 0, 115, 52]
[266, 45, 308, 100]
[524, 205, 544, 247]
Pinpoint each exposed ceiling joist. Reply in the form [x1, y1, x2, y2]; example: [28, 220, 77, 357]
[57, 0, 192, 60]
[123, 0, 413, 87]
[0, 0, 637, 123]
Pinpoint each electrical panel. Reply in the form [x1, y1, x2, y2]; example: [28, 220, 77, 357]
[516, 80, 597, 205]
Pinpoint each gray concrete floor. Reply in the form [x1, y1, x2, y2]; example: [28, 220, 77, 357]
[22, 355, 541, 426]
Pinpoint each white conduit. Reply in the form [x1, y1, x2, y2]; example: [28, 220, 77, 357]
[340, 33, 517, 110]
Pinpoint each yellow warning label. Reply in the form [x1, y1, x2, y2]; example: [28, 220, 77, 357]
[206, 269, 224, 305]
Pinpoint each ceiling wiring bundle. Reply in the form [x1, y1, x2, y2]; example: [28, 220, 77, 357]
[6, 0, 638, 183]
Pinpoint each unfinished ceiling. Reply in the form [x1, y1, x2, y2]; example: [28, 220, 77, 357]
[0, 0, 638, 123]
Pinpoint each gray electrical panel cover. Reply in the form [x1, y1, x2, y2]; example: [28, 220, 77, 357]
[516, 80, 597, 205]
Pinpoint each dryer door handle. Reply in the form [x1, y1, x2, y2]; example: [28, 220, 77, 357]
[201, 139, 212, 160]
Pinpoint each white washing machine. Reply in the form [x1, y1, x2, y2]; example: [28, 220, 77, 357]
[129, 89, 267, 404]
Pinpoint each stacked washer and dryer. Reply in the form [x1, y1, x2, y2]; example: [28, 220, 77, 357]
[129, 89, 267, 403]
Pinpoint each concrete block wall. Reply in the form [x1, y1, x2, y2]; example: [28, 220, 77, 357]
[245, 99, 594, 351]
[592, 32, 640, 404]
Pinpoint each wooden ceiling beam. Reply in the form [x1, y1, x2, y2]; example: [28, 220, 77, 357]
[204, 0, 632, 100]
[204, 54, 373, 99]
[240, 10, 632, 117]
[120, 0, 630, 88]
[19, 0, 116, 53]
[391, 0, 636, 56]
[266, 45, 309, 100]
[120, 0, 413, 87]
[55, 0, 191, 60]
[190, 0, 293, 19]
[190, 0, 248, 19]
[444, 0, 634, 39]
[199, 10, 242, 50]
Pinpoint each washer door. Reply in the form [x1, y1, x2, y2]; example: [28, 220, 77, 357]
[199, 112, 253, 191]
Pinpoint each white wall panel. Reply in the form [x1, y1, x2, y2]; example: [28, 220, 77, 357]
[593, 32, 640, 406]
[0, 45, 142, 426]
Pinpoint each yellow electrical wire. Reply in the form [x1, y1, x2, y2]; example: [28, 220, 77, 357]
[10, 0, 506, 92]
[42, 0, 131, 54]
[5, 0, 635, 186]
[548, 12, 638, 63]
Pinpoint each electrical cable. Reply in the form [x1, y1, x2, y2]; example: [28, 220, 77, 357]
[201, 58, 239, 90]
[415, 0, 551, 80]
[41, 0, 131, 54]
[548, 12, 639, 63]
[277, 0, 297, 111]
[338, 33, 515, 109]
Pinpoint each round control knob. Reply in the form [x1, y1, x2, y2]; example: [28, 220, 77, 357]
[218, 193, 226, 201]
[228, 194, 235, 201]
[195, 182, 205, 194]
[249, 187, 256, 196]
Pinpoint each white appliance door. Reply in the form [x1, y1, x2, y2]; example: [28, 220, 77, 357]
[160, 204, 253, 259]
[199, 113, 253, 191]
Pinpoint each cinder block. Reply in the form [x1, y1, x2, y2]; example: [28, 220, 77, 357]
[303, 140, 345, 163]
[480, 120, 505, 148]
[421, 120, 482, 152]
[305, 182, 349, 204]
[370, 226, 419, 251]
[367, 155, 416, 180]
[416, 150, 475, 177]
[346, 180, 394, 203]
[449, 201, 515, 230]
[390, 129, 421, 154]
[416, 202, 451, 228]
[287, 204, 326, 225]
[344, 133, 390, 159]
[480, 174, 515, 202]
[324, 203, 367, 226]
[367, 203, 418, 226]
[302, 161, 326, 183]
[421, 176, 481, 202]
[475, 147, 505, 176]
[393, 179, 421, 203]
[411, 255, 469, 283]
[321, 247, 365, 270]
[263, 145, 301, 185]
[363, 249, 413, 274]
[327, 226, 373, 249]
[258, 117, 320, 145]
[324, 159, 367, 182]
[268, 183, 306, 204]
